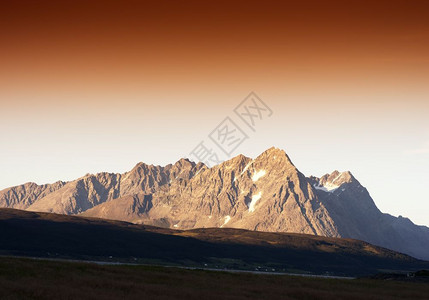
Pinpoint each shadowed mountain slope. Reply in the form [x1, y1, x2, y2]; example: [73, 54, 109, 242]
[1, 208, 428, 277]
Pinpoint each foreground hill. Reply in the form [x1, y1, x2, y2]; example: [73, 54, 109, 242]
[1, 208, 428, 277]
[1, 147, 428, 260]
[1, 257, 429, 300]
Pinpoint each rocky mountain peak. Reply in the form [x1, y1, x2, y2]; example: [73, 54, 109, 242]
[131, 162, 160, 172]
[324, 170, 355, 185]
[257, 147, 295, 166]
[311, 170, 360, 193]
[0, 181, 67, 210]
[169, 158, 204, 181]
[216, 154, 252, 173]
[173, 158, 195, 168]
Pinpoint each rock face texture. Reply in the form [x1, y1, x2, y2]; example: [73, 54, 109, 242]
[124, 148, 340, 237]
[25, 159, 204, 215]
[0, 181, 66, 210]
[1, 147, 428, 260]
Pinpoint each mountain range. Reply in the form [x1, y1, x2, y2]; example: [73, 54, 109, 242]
[1, 147, 428, 260]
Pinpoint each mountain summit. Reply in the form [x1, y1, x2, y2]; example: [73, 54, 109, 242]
[1, 147, 428, 260]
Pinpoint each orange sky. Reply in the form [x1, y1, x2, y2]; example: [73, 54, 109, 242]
[1, 0, 429, 225]
[1, 0, 428, 103]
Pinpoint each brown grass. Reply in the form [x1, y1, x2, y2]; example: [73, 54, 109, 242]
[0, 257, 428, 300]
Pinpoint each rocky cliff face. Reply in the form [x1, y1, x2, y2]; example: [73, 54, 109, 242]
[25, 159, 204, 214]
[1, 147, 428, 260]
[138, 148, 339, 237]
[0, 181, 66, 210]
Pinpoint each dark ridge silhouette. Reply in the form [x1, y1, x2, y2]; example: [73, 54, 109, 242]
[1, 208, 428, 277]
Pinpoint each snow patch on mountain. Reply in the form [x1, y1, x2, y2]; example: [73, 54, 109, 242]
[240, 160, 254, 175]
[249, 192, 262, 212]
[221, 215, 231, 228]
[252, 170, 266, 182]
[313, 184, 339, 193]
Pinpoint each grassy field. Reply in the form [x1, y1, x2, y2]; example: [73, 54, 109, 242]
[0, 257, 428, 300]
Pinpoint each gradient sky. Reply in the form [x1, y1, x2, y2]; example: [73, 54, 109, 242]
[1, 0, 428, 225]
